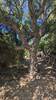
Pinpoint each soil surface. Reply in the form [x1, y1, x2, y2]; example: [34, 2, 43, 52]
[0, 53, 56, 100]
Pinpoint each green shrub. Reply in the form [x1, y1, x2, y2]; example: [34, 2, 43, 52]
[39, 33, 56, 55]
[0, 33, 17, 67]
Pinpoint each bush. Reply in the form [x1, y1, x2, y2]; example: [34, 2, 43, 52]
[39, 33, 56, 55]
[0, 33, 17, 67]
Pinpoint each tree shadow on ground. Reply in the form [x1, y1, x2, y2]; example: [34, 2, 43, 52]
[0, 65, 32, 100]
[0, 65, 29, 86]
[36, 54, 56, 77]
[0, 55, 56, 100]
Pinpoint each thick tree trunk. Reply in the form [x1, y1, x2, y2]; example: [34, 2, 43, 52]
[29, 38, 38, 77]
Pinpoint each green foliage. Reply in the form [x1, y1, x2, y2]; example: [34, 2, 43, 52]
[24, 49, 30, 59]
[39, 33, 56, 55]
[0, 32, 26, 67]
[0, 33, 17, 67]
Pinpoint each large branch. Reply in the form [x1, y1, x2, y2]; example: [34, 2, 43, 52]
[0, 10, 30, 50]
[37, 0, 47, 18]
[28, 0, 47, 37]
[28, 0, 38, 37]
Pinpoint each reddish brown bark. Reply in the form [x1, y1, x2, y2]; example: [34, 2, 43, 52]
[28, 0, 47, 76]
